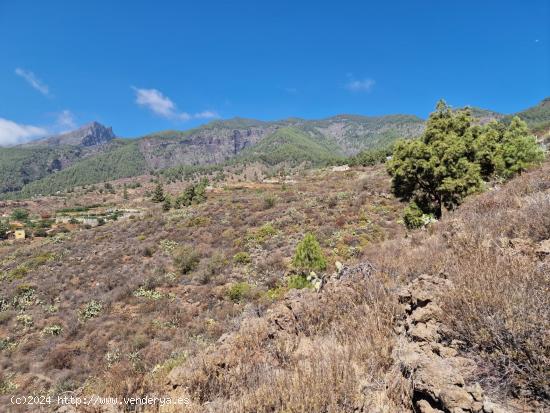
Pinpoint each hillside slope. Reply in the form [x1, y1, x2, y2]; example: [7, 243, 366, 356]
[17, 141, 146, 197]
[236, 126, 344, 165]
[161, 161, 550, 412]
[0, 122, 117, 194]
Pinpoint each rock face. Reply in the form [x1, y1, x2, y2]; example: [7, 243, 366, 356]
[27, 121, 116, 147]
[393, 274, 509, 413]
[138, 125, 276, 169]
[135, 114, 426, 169]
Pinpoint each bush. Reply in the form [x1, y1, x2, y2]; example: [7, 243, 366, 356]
[286, 274, 313, 290]
[173, 246, 200, 274]
[133, 287, 163, 300]
[33, 228, 47, 237]
[402, 202, 434, 229]
[79, 300, 103, 321]
[255, 223, 277, 242]
[233, 252, 251, 265]
[175, 180, 208, 207]
[262, 195, 276, 209]
[292, 233, 327, 273]
[11, 208, 29, 221]
[0, 221, 9, 239]
[42, 324, 63, 336]
[227, 282, 252, 303]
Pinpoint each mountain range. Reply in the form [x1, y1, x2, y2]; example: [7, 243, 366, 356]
[1, 97, 549, 198]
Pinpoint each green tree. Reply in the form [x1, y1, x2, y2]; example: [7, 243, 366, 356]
[151, 181, 165, 203]
[0, 220, 9, 239]
[496, 116, 544, 178]
[123, 185, 129, 200]
[473, 117, 543, 179]
[387, 101, 483, 218]
[11, 208, 30, 221]
[175, 179, 208, 208]
[388, 102, 544, 221]
[162, 195, 172, 211]
[292, 233, 327, 273]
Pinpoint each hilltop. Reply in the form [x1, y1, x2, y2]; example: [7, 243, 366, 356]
[2, 98, 549, 199]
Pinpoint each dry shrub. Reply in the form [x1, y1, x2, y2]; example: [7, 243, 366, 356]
[442, 248, 549, 399]
[367, 161, 550, 403]
[169, 268, 400, 412]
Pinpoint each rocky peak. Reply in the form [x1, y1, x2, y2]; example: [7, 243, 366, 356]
[26, 121, 115, 147]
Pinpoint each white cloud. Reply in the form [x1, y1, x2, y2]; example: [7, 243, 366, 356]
[15, 68, 51, 96]
[0, 118, 47, 146]
[132, 87, 218, 121]
[55, 110, 77, 132]
[345, 77, 375, 93]
[194, 110, 219, 119]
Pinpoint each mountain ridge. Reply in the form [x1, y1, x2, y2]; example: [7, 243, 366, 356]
[22, 121, 116, 147]
[2, 97, 548, 198]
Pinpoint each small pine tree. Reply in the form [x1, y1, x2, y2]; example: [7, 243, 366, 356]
[11, 208, 30, 221]
[0, 220, 9, 239]
[151, 181, 165, 203]
[292, 233, 327, 273]
[123, 185, 129, 200]
[162, 196, 172, 211]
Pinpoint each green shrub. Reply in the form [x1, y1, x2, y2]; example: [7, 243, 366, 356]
[233, 251, 251, 265]
[159, 239, 179, 253]
[227, 282, 252, 303]
[402, 202, 434, 229]
[133, 287, 163, 300]
[262, 195, 277, 209]
[5, 265, 29, 281]
[255, 223, 277, 242]
[286, 274, 313, 290]
[16, 314, 33, 327]
[79, 300, 103, 321]
[0, 221, 9, 239]
[42, 324, 63, 336]
[162, 196, 172, 211]
[11, 208, 29, 221]
[173, 246, 200, 274]
[292, 233, 327, 273]
[175, 179, 208, 207]
[33, 228, 47, 237]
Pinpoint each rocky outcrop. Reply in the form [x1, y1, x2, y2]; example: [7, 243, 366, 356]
[27, 121, 115, 147]
[138, 126, 276, 170]
[393, 274, 509, 413]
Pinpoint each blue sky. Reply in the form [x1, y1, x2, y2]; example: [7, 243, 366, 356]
[0, 0, 548, 144]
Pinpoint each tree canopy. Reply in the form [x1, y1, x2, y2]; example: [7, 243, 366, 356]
[387, 101, 544, 219]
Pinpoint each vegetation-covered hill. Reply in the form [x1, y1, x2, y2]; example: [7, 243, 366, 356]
[2, 98, 548, 199]
[17, 141, 146, 197]
[0, 145, 82, 194]
[511, 96, 550, 135]
[0, 122, 118, 194]
[237, 126, 344, 166]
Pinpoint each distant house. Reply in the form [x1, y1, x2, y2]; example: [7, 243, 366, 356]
[14, 229, 26, 240]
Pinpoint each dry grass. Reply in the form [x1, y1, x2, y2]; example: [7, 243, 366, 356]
[163, 267, 402, 413]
